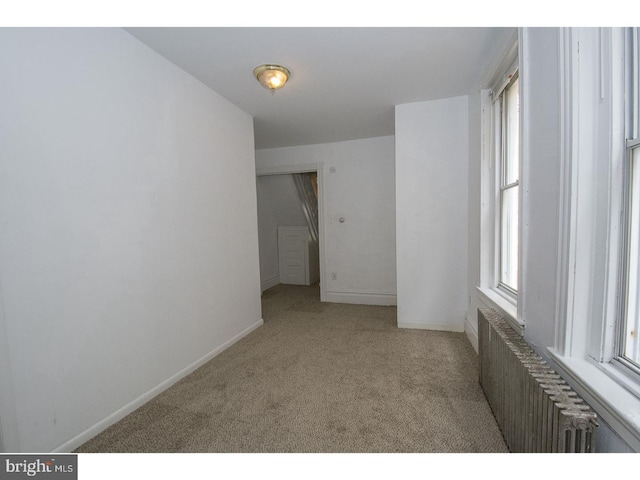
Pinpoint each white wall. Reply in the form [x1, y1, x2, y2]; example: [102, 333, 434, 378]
[518, 28, 563, 352]
[395, 96, 469, 331]
[464, 88, 484, 347]
[256, 175, 308, 290]
[0, 28, 262, 452]
[256, 136, 396, 305]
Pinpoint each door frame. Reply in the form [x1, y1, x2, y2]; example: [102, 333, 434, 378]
[256, 163, 326, 302]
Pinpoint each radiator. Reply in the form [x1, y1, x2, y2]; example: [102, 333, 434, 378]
[478, 308, 598, 452]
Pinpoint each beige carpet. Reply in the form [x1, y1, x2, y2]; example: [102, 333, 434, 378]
[75, 283, 508, 453]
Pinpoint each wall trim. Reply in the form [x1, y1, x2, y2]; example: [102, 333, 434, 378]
[397, 322, 464, 333]
[465, 313, 479, 353]
[553, 26, 576, 355]
[52, 318, 264, 453]
[261, 274, 280, 293]
[324, 290, 396, 306]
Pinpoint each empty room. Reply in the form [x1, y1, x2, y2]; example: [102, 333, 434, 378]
[0, 11, 638, 472]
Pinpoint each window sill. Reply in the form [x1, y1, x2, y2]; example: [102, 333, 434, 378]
[476, 286, 522, 335]
[548, 349, 640, 452]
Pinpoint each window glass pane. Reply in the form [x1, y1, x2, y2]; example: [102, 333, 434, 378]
[504, 77, 520, 186]
[624, 146, 640, 365]
[500, 184, 519, 291]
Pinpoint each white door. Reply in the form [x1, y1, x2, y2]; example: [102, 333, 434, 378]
[278, 226, 309, 285]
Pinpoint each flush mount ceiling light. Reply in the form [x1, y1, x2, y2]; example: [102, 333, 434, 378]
[253, 64, 290, 94]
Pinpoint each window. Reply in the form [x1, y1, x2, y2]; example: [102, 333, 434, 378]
[498, 75, 520, 294]
[619, 27, 640, 371]
[490, 62, 520, 299]
[550, 27, 640, 451]
[477, 40, 521, 331]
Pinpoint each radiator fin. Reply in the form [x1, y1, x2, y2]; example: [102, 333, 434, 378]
[478, 308, 597, 453]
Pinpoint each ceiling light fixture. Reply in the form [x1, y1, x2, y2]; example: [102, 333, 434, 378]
[253, 64, 290, 94]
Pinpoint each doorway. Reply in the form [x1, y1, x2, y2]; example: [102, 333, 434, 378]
[256, 163, 326, 302]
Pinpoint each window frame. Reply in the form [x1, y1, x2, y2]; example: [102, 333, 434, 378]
[615, 27, 640, 376]
[497, 72, 520, 297]
[489, 57, 521, 305]
[550, 27, 640, 452]
[477, 33, 522, 334]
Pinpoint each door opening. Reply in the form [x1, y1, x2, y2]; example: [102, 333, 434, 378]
[256, 164, 325, 302]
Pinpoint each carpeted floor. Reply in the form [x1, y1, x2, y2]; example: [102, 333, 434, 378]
[75, 283, 508, 453]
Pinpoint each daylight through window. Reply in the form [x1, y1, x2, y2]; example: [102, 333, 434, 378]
[497, 74, 520, 295]
[620, 28, 640, 369]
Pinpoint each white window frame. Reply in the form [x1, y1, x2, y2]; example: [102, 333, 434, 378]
[617, 27, 640, 377]
[496, 71, 520, 298]
[549, 27, 640, 452]
[478, 33, 522, 333]
[620, 141, 640, 371]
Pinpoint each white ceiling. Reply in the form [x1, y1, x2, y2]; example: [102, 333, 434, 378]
[125, 27, 516, 149]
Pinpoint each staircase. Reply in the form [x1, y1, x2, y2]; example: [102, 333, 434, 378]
[292, 172, 319, 245]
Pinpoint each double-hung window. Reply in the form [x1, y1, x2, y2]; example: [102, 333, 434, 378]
[498, 73, 520, 295]
[619, 27, 640, 372]
[478, 43, 521, 330]
[551, 27, 640, 451]
[490, 61, 520, 300]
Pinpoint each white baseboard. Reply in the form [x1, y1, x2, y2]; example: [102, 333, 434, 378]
[464, 314, 479, 353]
[324, 290, 397, 306]
[261, 274, 280, 292]
[397, 322, 464, 332]
[53, 318, 264, 453]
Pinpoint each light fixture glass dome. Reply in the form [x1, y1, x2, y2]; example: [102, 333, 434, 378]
[253, 64, 290, 94]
